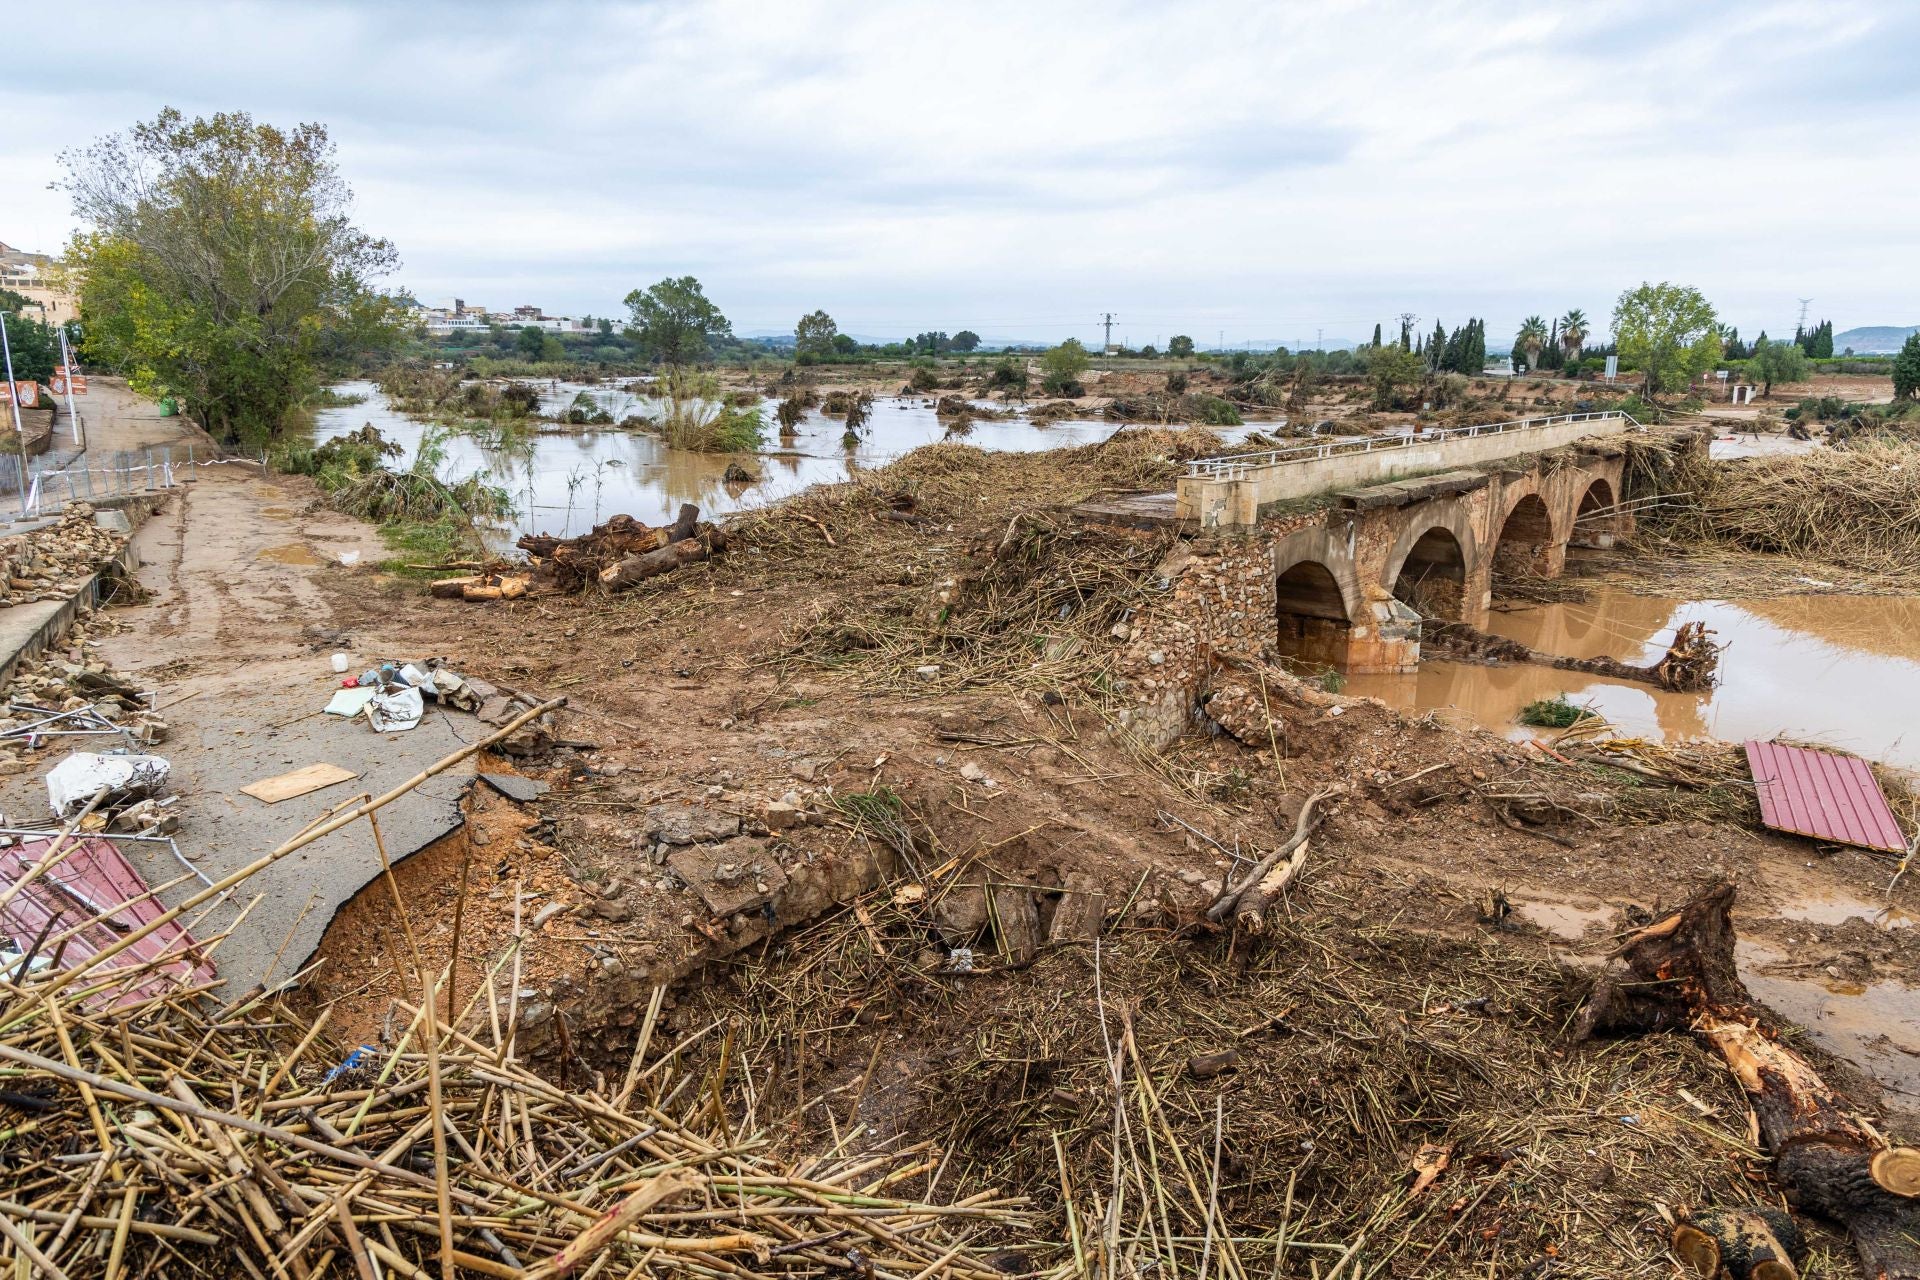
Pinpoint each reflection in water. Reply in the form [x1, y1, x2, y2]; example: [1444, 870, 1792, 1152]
[314, 380, 1266, 541]
[1347, 587, 1920, 768]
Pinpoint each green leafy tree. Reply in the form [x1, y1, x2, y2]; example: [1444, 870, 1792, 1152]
[951, 330, 980, 352]
[1893, 333, 1920, 401]
[516, 325, 547, 359]
[1514, 316, 1548, 370]
[831, 333, 858, 356]
[1167, 334, 1195, 359]
[1428, 320, 1447, 370]
[794, 309, 838, 362]
[1364, 343, 1423, 409]
[57, 108, 402, 445]
[1747, 336, 1809, 397]
[1370, 322, 1383, 349]
[622, 276, 731, 366]
[1808, 320, 1834, 359]
[1039, 339, 1090, 395]
[0, 310, 62, 383]
[1610, 282, 1722, 397]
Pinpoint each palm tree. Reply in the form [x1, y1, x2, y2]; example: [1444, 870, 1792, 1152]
[1559, 309, 1588, 359]
[1515, 316, 1549, 370]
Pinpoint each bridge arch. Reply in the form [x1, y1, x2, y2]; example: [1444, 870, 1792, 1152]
[1569, 476, 1623, 548]
[1272, 531, 1363, 671]
[1493, 491, 1558, 577]
[1383, 505, 1477, 621]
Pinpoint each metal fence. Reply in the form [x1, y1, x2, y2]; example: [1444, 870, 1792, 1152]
[3, 446, 192, 520]
[1182, 410, 1641, 481]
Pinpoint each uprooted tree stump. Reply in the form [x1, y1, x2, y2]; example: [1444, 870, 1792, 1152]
[1577, 882, 1920, 1278]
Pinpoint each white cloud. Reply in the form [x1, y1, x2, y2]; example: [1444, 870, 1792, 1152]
[4, 0, 1914, 343]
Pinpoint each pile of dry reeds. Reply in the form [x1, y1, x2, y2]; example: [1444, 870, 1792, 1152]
[0, 706, 1023, 1279]
[1669, 439, 1920, 575]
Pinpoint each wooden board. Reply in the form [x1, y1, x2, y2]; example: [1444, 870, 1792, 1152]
[240, 762, 359, 805]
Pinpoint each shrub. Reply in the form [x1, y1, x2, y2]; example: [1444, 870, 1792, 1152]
[649, 369, 767, 452]
[1518, 694, 1592, 728]
[909, 366, 939, 392]
[1191, 394, 1242, 426]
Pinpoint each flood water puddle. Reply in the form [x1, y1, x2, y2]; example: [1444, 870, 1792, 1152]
[1347, 587, 1920, 769]
[256, 542, 326, 566]
[313, 380, 1267, 544]
[1739, 940, 1920, 1106]
[1776, 890, 1915, 931]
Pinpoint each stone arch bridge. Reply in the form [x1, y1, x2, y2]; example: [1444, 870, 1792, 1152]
[1263, 448, 1630, 671]
[1080, 413, 1669, 689]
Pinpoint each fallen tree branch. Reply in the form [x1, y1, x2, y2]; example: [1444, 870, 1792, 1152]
[1576, 882, 1920, 1278]
[1205, 785, 1342, 926]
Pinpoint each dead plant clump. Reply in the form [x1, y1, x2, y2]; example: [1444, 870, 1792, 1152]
[675, 872, 1830, 1277]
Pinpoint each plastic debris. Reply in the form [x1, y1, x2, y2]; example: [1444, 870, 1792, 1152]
[46, 751, 173, 818]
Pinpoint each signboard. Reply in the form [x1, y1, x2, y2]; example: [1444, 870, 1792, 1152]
[0, 381, 40, 408]
[1603, 355, 1619, 382]
[49, 375, 87, 396]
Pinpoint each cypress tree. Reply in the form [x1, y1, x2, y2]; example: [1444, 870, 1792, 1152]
[1371, 322, 1382, 348]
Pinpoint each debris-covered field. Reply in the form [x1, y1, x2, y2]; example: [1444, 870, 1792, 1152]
[2, 415, 1918, 1277]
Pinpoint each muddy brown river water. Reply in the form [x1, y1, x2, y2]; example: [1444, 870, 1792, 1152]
[1348, 587, 1920, 770]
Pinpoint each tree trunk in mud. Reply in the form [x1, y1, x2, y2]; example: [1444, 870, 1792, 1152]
[1576, 882, 1920, 1278]
[597, 530, 725, 591]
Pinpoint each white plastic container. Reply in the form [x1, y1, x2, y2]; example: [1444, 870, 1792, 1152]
[330, 652, 350, 674]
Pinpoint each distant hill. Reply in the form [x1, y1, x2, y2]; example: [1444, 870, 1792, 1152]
[1833, 324, 1918, 354]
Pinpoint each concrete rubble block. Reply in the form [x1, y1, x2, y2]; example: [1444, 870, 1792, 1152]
[479, 772, 549, 804]
[1048, 873, 1108, 945]
[990, 884, 1043, 966]
[1202, 678, 1285, 748]
[644, 803, 741, 846]
[667, 836, 788, 918]
[762, 799, 802, 830]
[932, 883, 989, 943]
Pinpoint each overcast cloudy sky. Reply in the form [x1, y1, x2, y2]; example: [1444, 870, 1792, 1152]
[5, 1, 1914, 346]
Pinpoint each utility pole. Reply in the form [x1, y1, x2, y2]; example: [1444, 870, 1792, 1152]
[1101, 313, 1115, 352]
[1316, 327, 1323, 352]
[1218, 329, 1225, 353]
[1397, 312, 1418, 350]
[1795, 298, 1813, 333]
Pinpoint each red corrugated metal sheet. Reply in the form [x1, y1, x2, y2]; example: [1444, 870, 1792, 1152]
[1745, 740, 1908, 854]
[0, 836, 217, 1008]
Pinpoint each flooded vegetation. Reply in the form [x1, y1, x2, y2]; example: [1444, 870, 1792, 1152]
[313, 377, 1262, 539]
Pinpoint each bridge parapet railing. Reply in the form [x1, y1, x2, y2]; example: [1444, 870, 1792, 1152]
[1183, 410, 1638, 481]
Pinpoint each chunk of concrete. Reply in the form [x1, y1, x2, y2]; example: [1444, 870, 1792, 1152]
[645, 803, 740, 846]
[932, 884, 989, 942]
[667, 836, 787, 918]
[479, 772, 549, 803]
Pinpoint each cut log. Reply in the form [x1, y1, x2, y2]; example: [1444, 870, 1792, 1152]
[1673, 1206, 1804, 1279]
[597, 536, 711, 591]
[666, 502, 699, 545]
[1577, 882, 1920, 1278]
[430, 575, 484, 599]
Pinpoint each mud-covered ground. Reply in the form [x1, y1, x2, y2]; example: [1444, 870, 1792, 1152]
[258, 424, 1920, 1276]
